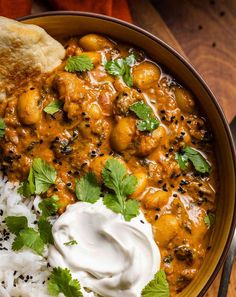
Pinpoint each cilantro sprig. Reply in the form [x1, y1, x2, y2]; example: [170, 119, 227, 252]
[48, 267, 82, 297]
[65, 54, 93, 73]
[0, 117, 6, 137]
[130, 101, 159, 132]
[18, 158, 57, 198]
[175, 146, 211, 173]
[64, 239, 78, 246]
[39, 195, 60, 218]
[102, 158, 139, 221]
[5, 216, 45, 255]
[142, 270, 170, 297]
[105, 54, 136, 87]
[44, 100, 63, 115]
[75, 172, 101, 204]
[204, 212, 215, 228]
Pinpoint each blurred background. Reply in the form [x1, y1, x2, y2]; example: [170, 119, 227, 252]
[0, 0, 235, 296]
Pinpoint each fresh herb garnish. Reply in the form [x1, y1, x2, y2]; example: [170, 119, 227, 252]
[142, 269, 170, 297]
[38, 217, 54, 244]
[130, 100, 159, 132]
[175, 146, 211, 173]
[105, 54, 136, 87]
[65, 54, 93, 73]
[44, 100, 63, 115]
[6, 215, 50, 254]
[48, 267, 82, 297]
[5, 216, 28, 235]
[0, 117, 6, 137]
[64, 239, 78, 246]
[18, 158, 57, 197]
[75, 172, 101, 204]
[39, 195, 60, 218]
[12, 227, 45, 255]
[204, 212, 215, 228]
[102, 158, 139, 221]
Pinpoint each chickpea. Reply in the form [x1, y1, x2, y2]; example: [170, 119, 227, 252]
[130, 172, 148, 199]
[77, 52, 101, 65]
[143, 190, 169, 209]
[110, 117, 136, 152]
[133, 62, 161, 90]
[136, 126, 166, 157]
[79, 34, 114, 51]
[174, 87, 195, 113]
[17, 88, 41, 125]
[53, 72, 85, 101]
[87, 103, 102, 120]
[153, 214, 179, 247]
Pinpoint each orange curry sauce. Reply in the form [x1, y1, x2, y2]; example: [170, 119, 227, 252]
[0, 34, 217, 295]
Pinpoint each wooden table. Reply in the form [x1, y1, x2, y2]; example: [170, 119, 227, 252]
[32, 0, 236, 295]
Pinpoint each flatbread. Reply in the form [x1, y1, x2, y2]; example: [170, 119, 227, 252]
[0, 16, 65, 100]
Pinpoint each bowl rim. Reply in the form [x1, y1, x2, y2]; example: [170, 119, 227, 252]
[18, 11, 236, 296]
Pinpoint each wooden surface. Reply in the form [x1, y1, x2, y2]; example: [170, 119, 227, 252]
[129, 1, 236, 296]
[30, 0, 236, 295]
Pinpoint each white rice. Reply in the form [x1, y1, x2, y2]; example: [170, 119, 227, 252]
[0, 173, 96, 297]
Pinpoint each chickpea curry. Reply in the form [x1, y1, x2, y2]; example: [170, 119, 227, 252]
[0, 34, 217, 295]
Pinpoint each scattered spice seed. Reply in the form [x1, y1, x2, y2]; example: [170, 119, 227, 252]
[155, 215, 159, 221]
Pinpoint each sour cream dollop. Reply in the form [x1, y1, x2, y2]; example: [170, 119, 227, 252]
[48, 200, 160, 297]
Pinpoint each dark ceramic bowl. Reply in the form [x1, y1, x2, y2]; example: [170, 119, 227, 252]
[19, 12, 236, 297]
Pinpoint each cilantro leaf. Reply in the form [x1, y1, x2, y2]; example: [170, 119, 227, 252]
[38, 217, 54, 244]
[175, 152, 189, 171]
[39, 195, 60, 218]
[64, 239, 78, 246]
[204, 212, 215, 228]
[137, 118, 159, 132]
[123, 199, 139, 221]
[0, 117, 6, 137]
[44, 100, 63, 115]
[102, 158, 139, 221]
[65, 55, 93, 73]
[12, 228, 44, 256]
[48, 267, 82, 297]
[130, 101, 152, 120]
[75, 172, 101, 204]
[18, 167, 35, 198]
[142, 270, 170, 297]
[105, 54, 136, 87]
[32, 158, 57, 194]
[5, 216, 28, 235]
[176, 146, 211, 173]
[130, 101, 159, 132]
[18, 159, 57, 198]
[103, 193, 123, 214]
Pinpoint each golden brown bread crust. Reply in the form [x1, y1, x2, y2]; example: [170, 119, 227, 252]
[0, 16, 65, 100]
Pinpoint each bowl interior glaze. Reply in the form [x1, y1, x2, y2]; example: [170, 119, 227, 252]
[20, 12, 236, 297]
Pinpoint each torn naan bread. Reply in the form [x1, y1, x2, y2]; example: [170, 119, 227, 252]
[0, 16, 65, 100]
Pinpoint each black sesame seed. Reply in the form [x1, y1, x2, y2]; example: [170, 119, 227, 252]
[170, 184, 175, 188]
[158, 179, 163, 184]
[140, 220, 144, 224]
[53, 188, 58, 192]
[187, 120, 192, 124]
[155, 207, 161, 211]
[161, 116, 166, 121]
[160, 110, 165, 114]
[165, 153, 169, 158]
[180, 115, 184, 121]
[181, 132, 185, 136]
[155, 215, 159, 221]
[173, 194, 178, 197]
[85, 124, 90, 128]
[14, 271, 17, 276]
[81, 112, 86, 116]
[169, 147, 174, 153]
[66, 182, 72, 187]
